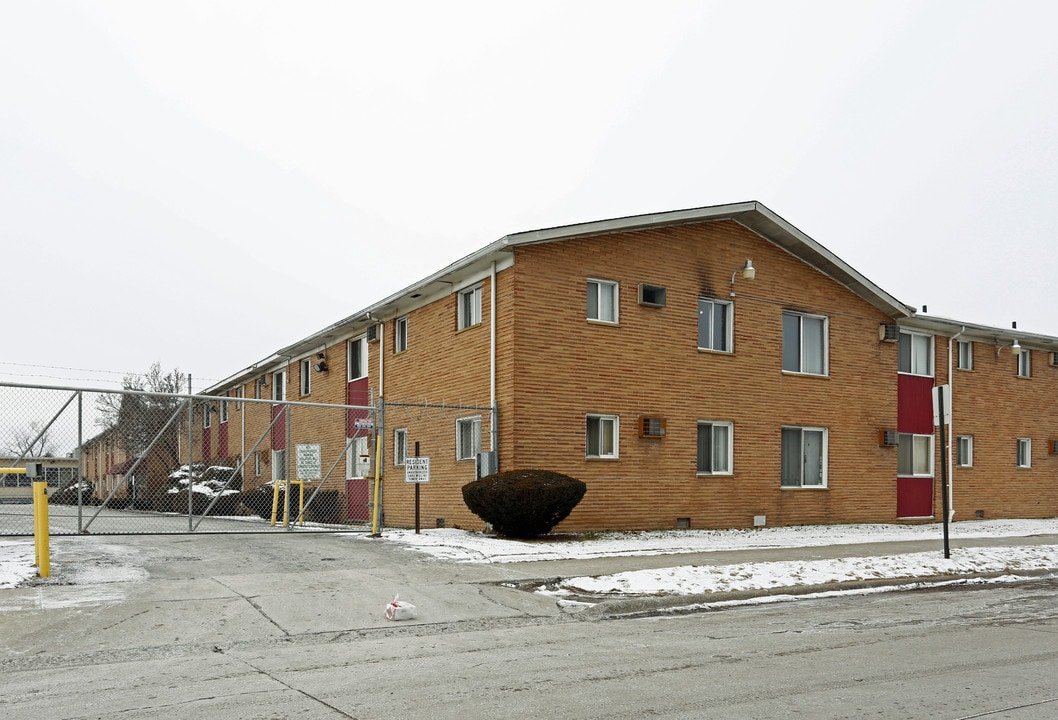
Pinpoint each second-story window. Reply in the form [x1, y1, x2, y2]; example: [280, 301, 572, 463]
[898, 330, 934, 377]
[587, 279, 619, 324]
[395, 316, 409, 353]
[458, 285, 483, 329]
[300, 359, 311, 396]
[272, 370, 286, 402]
[698, 298, 732, 352]
[1018, 349, 1031, 378]
[782, 311, 828, 375]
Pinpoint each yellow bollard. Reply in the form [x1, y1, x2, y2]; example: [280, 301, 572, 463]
[32, 480, 50, 578]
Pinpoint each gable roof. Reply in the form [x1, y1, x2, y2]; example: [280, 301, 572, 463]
[206, 201, 916, 393]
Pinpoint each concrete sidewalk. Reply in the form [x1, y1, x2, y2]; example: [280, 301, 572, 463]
[3, 530, 1057, 636]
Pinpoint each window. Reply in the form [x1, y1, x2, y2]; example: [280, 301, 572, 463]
[456, 416, 482, 460]
[1017, 438, 1032, 468]
[698, 298, 732, 352]
[782, 312, 828, 375]
[348, 337, 367, 380]
[956, 435, 973, 467]
[957, 341, 973, 371]
[272, 371, 286, 402]
[300, 359, 311, 396]
[394, 428, 408, 466]
[458, 285, 482, 329]
[587, 279, 619, 324]
[395, 316, 408, 353]
[254, 451, 262, 478]
[586, 414, 619, 459]
[781, 427, 827, 487]
[898, 331, 934, 377]
[203, 404, 211, 429]
[235, 386, 244, 410]
[220, 400, 229, 424]
[696, 421, 733, 474]
[1018, 349, 1031, 378]
[897, 433, 934, 477]
[272, 449, 287, 481]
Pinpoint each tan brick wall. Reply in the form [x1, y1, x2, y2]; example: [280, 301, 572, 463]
[506, 220, 899, 531]
[944, 343, 1058, 520]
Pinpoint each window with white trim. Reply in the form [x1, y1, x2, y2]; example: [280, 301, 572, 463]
[272, 371, 286, 402]
[957, 341, 973, 371]
[782, 312, 828, 375]
[300, 359, 311, 396]
[272, 449, 287, 481]
[781, 426, 827, 487]
[696, 421, 732, 474]
[220, 400, 229, 424]
[348, 337, 367, 380]
[898, 331, 934, 377]
[235, 386, 244, 410]
[956, 435, 973, 467]
[458, 285, 482, 330]
[395, 316, 409, 353]
[586, 414, 619, 459]
[897, 433, 934, 477]
[203, 404, 211, 429]
[254, 452, 262, 478]
[1018, 349, 1031, 378]
[394, 428, 408, 466]
[587, 279, 619, 324]
[456, 416, 482, 460]
[698, 298, 732, 352]
[1017, 438, 1032, 468]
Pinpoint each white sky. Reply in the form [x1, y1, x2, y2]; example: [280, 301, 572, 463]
[3, 1, 1058, 393]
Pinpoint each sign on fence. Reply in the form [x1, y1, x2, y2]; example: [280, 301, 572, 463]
[296, 443, 322, 480]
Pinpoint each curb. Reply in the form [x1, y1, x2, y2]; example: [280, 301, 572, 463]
[573, 568, 1058, 620]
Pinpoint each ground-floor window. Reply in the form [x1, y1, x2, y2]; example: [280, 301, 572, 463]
[956, 435, 973, 467]
[1017, 438, 1032, 468]
[897, 433, 933, 477]
[456, 416, 482, 460]
[781, 426, 827, 487]
[586, 414, 619, 459]
[696, 421, 732, 475]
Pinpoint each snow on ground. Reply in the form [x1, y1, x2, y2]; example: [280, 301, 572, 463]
[0, 541, 35, 589]
[378, 518, 1058, 597]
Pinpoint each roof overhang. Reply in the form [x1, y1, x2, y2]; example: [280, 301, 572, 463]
[207, 201, 917, 393]
[899, 314, 1058, 350]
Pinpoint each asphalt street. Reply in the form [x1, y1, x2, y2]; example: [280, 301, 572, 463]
[2, 531, 1057, 719]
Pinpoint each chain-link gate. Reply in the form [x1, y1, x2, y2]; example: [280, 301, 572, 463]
[0, 382, 376, 535]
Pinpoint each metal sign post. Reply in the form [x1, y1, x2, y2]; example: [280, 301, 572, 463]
[933, 384, 951, 559]
[405, 442, 431, 534]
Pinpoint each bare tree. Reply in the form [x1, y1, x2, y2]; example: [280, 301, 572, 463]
[96, 362, 188, 470]
[3, 420, 56, 457]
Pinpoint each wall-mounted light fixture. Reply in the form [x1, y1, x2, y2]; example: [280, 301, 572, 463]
[995, 338, 1024, 357]
[729, 259, 755, 296]
[313, 360, 329, 373]
[1011, 339, 1023, 355]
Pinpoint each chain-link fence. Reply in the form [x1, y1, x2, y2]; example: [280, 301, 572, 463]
[0, 382, 376, 536]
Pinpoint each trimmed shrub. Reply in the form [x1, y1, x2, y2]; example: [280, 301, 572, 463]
[462, 469, 586, 538]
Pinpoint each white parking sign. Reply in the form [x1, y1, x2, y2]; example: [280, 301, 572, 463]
[405, 457, 430, 484]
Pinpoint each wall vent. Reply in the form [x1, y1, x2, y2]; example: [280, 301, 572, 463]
[879, 429, 899, 447]
[879, 324, 899, 342]
[638, 416, 667, 438]
[366, 324, 379, 342]
[638, 284, 667, 308]
[1050, 352, 1058, 367]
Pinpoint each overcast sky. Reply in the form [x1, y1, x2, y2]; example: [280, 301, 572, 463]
[3, 1, 1057, 393]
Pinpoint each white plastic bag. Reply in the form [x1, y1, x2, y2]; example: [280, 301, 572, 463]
[385, 594, 418, 621]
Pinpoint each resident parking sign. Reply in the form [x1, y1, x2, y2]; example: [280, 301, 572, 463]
[405, 457, 430, 484]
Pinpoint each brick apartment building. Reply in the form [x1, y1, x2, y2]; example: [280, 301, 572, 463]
[178, 202, 1058, 530]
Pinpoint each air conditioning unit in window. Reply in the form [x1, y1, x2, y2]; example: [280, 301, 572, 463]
[638, 284, 667, 308]
[638, 416, 667, 438]
[1050, 352, 1058, 367]
[366, 324, 379, 342]
[879, 430, 899, 447]
[879, 324, 899, 342]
